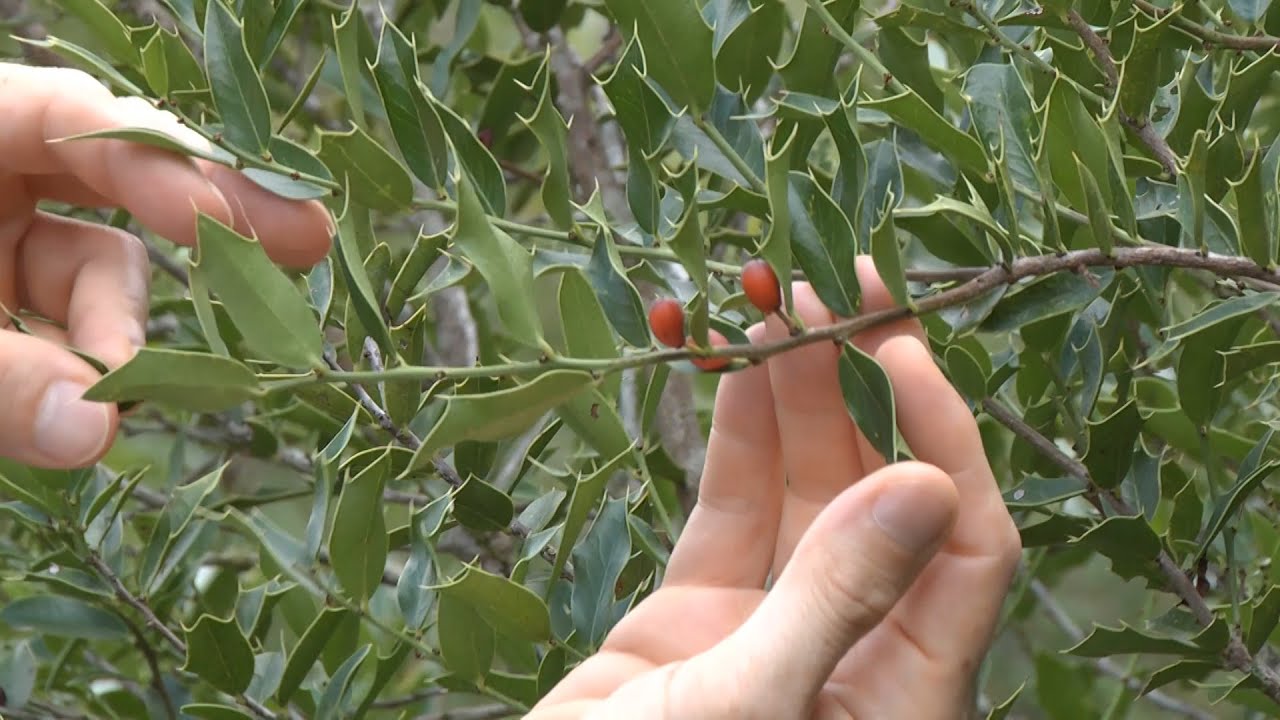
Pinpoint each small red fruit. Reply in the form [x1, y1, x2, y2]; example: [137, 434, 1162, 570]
[690, 329, 731, 372]
[648, 298, 686, 348]
[741, 259, 782, 314]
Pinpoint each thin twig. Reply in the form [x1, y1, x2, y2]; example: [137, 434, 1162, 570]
[1133, 0, 1280, 51]
[299, 245, 1280, 389]
[1064, 9, 1178, 176]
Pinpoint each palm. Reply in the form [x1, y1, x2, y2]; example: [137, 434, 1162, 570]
[533, 270, 1021, 719]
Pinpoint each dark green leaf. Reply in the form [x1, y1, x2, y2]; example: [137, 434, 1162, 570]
[182, 705, 254, 720]
[585, 231, 650, 348]
[203, 0, 272, 152]
[838, 343, 897, 463]
[182, 614, 255, 695]
[1083, 401, 1142, 489]
[603, 0, 715, 113]
[788, 172, 861, 317]
[329, 449, 390, 602]
[571, 497, 632, 650]
[1141, 660, 1216, 695]
[963, 63, 1039, 191]
[277, 607, 351, 704]
[1067, 622, 1210, 658]
[335, 203, 396, 357]
[981, 270, 1114, 333]
[450, 166, 543, 348]
[84, 347, 259, 411]
[371, 23, 449, 191]
[315, 645, 370, 720]
[194, 214, 323, 367]
[523, 56, 574, 230]
[318, 126, 414, 212]
[454, 476, 515, 533]
[1002, 476, 1090, 508]
[1162, 292, 1279, 343]
[439, 566, 552, 642]
[1, 596, 127, 640]
[437, 593, 494, 683]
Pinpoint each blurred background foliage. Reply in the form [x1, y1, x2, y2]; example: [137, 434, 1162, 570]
[3, 0, 1280, 718]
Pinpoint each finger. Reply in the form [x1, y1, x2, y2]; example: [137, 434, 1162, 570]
[666, 323, 784, 588]
[0, 65, 235, 246]
[672, 462, 958, 717]
[199, 162, 333, 268]
[0, 331, 118, 468]
[868, 335, 1022, 661]
[879, 335, 1015, 555]
[766, 284, 863, 570]
[17, 213, 150, 369]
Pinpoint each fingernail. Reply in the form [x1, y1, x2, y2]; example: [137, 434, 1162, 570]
[34, 381, 111, 466]
[872, 482, 953, 551]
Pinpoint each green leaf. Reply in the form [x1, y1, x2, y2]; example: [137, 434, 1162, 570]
[788, 172, 861, 317]
[0, 641, 36, 711]
[398, 503, 444, 630]
[837, 343, 898, 463]
[315, 645, 370, 720]
[555, 448, 632, 584]
[371, 22, 449, 191]
[1195, 461, 1280, 560]
[1232, 140, 1275, 267]
[1231, 0, 1273, 22]
[277, 607, 351, 704]
[665, 193, 709, 294]
[1115, 10, 1179, 122]
[585, 230, 650, 348]
[63, 0, 137, 65]
[332, 6, 374, 124]
[1002, 476, 1090, 508]
[870, 193, 911, 309]
[780, 0, 858, 96]
[52, 126, 232, 165]
[1067, 623, 1210, 658]
[411, 371, 596, 467]
[522, 54, 574, 230]
[433, 100, 508, 216]
[439, 566, 552, 642]
[603, 0, 715, 113]
[329, 449, 390, 602]
[1083, 400, 1142, 489]
[454, 476, 515, 532]
[450, 167, 543, 348]
[1075, 156, 1114, 255]
[203, 0, 272, 153]
[1, 596, 127, 640]
[335, 203, 396, 357]
[182, 614, 255, 695]
[522, 0, 569, 31]
[318, 126, 414, 212]
[963, 63, 1039, 191]
[714, 0, 785, 101]
[571, 497, 632, 650]
[182, 705, 254, 720]
[193, 214, 323, 367]
[1248, 585, 1280, 652]
[1161, 292, 1279, 343]
[437, 593, 495, 682]
[84, 347, 259, 412]
[863, 91, 989, 177]
[987, 683, 1025, 720]
[1141, 660, 1217, 695]
[980, 270, 1114, 333]
[559, 269, 620, 397]
[759, 125, 797, 310]
[1070, 515, 1165, 586]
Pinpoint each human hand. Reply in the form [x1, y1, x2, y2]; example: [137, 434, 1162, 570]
[531, 260, 1022, 719]
[0, 63, 331, 469]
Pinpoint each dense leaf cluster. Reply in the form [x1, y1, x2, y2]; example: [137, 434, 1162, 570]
[4, 0, 1280, 717]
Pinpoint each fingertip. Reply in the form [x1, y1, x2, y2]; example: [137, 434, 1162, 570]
[202, 163, 334, 269]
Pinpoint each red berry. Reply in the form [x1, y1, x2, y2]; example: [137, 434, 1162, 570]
[741, 259, 782, 314]
[648, 298, 686, 348]
[690, 330, 731, 372]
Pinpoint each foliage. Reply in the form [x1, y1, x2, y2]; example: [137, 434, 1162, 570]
[4, 0, 1280, 717]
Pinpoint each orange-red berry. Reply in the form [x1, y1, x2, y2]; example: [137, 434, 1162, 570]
[690, 330, 731, 372]
[648, 298, 686, 348]
[741, 259, 782, 314]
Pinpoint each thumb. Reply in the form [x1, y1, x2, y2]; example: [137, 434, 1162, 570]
[673, 462, 959, 718]
[0, 332, 117, 469]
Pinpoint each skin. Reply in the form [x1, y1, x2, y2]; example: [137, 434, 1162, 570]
[0, 63, 331, 469]
[530, 261, 1022, 719]
[9, 62, 1022, 719]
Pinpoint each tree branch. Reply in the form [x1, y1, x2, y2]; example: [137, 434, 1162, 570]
[980, 397, 1280, 704]
[1028, 580, 1216, 720]
[1133, 0, 1280, 51]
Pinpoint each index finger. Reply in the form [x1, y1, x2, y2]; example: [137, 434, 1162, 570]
[0, 65, 331, 268]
